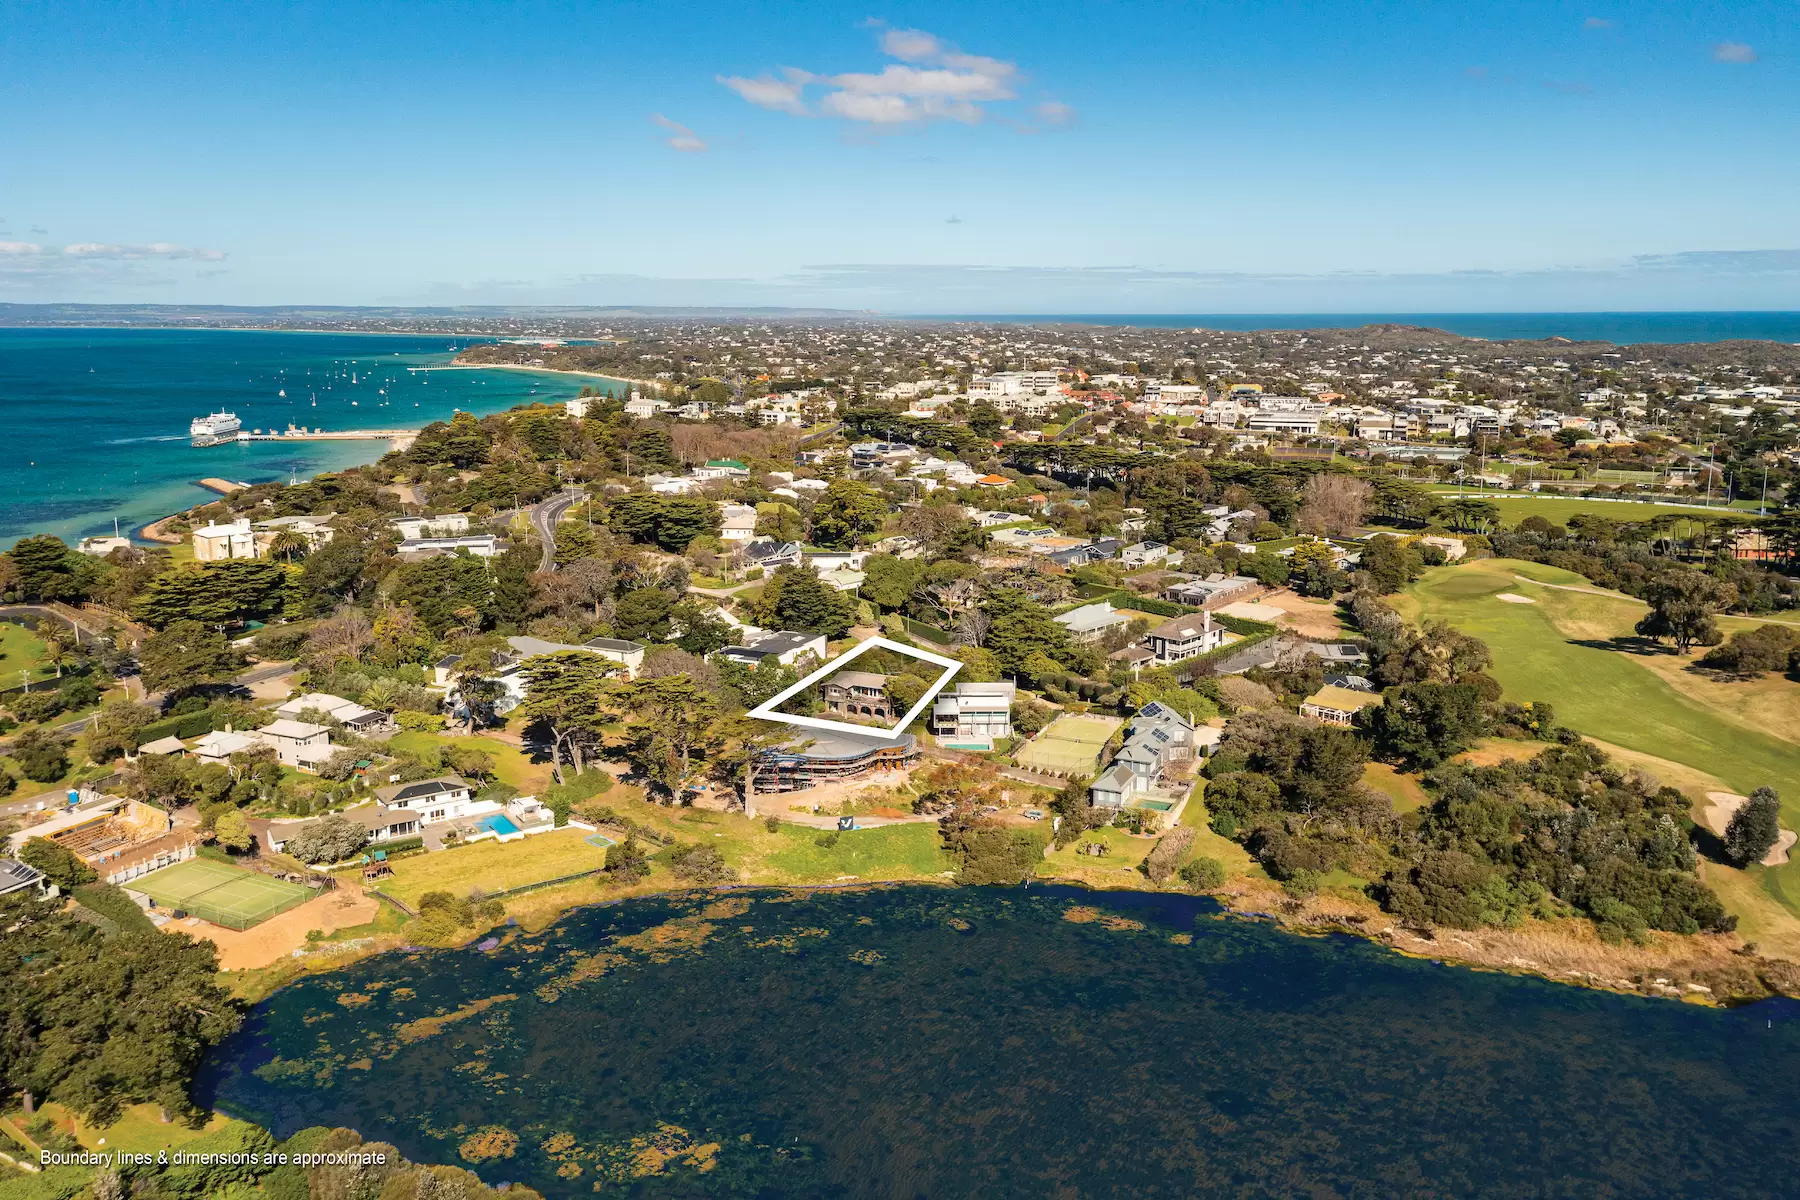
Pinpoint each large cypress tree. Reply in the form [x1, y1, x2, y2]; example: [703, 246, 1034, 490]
[1724, 787, 1783, 866]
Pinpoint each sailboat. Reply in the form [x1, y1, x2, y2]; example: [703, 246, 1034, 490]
[278, 389, 286, 397]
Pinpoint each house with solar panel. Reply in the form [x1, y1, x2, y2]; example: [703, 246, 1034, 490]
[1088, 702, 1219, 823]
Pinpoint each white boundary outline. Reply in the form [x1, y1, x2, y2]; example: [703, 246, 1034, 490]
[746, 636, 962, 742]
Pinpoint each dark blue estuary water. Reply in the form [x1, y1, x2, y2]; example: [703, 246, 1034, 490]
[198, 885, 1800, 1198]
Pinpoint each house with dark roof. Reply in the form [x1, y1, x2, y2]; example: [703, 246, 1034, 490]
[718, 630, 827, 668]
[375, 775, 476, 824]
[0, 858, 50, 899]
[744, 539, 804, 569]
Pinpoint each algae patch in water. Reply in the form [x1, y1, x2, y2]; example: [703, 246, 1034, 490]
[202, 885, 1800, 1198]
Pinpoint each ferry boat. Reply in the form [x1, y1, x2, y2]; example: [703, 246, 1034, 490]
[190, 411, 242, 446]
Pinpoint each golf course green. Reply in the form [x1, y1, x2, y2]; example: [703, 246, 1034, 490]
[1400, 558, 1800, 914]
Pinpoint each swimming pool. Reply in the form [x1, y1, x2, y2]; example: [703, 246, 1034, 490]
[478, 814, 521, 836]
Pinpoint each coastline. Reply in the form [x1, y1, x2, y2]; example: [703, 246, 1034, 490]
[223, 860, 1800, 1011]
[444, 356, 658, 392]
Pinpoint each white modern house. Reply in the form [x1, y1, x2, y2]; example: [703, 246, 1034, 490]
[254, 719, 334, 771]
[391, 513, 471, 540]
[804, 549, 867, 572]
[192, 729, 261, 765]
[931, 681, 1017, 750]
[375, 775, 477, 823]
[193, 720, 334, 772]
[396, 534, 500, 559]
[276, 692, 398, 735]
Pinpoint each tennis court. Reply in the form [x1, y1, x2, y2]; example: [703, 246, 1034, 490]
[133, 858, 314, 930]
[1016, 713, 1123, 776]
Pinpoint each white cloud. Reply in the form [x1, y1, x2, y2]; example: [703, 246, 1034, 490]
[721, 27, 1070, 131]
[1713, 41, 1756, 64]
[651, 113, 707, 153]
[717, 71, 811, 115]
[879, 29, 943, 62]
[61, 243, 226, 260]
[0, 239, 229, 294]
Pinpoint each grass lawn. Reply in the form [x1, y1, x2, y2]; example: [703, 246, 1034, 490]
[1178, 784, 1263, 878]
[1401, 557, 1800, 912]
[17, 1102, 238, 1156]
[1363, 762, 1431, 814]
[387, 730, 553, 793]
[373, 827, 607, 905]
[1042, 824, 1155, 885]
[757, 822, 950, 881]
[0, 621, 56, 687]
[1421, 492, 1759, 528]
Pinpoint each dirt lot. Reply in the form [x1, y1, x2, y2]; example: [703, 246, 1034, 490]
[166, 881, 380, 970]
[1254, 589, 1348, 639]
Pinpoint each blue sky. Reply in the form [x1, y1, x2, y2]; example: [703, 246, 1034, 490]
[1, 0, 1794, 311]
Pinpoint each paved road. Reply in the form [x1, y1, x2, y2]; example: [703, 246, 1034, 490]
[528, 488, 583, 572]
[797, 421, 844, 448]
[237, 661, 299, 688]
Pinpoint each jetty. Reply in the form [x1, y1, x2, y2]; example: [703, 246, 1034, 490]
[220, 425, 416, 442]
[188, 425, 420, 452]
[197, 478, 250, 495]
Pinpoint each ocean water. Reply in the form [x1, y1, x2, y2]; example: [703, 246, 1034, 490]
[926, 312, 1800, 343]
[199, 885, 1800, 1198]
[0, 329, 622, 549]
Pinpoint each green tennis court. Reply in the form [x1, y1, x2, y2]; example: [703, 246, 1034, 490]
[133, 857, 314, 930]
[1016, 713, 1123, 776]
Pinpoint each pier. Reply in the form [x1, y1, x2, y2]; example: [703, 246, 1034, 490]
[191, 425, 419, 450]
[225, 425, 416, 442]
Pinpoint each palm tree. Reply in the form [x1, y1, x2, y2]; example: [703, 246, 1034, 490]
[39, 632, 66, 679]
[267, 530, 311, 562]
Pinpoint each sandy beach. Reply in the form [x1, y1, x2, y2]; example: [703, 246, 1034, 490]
[443, 358, 660, 392]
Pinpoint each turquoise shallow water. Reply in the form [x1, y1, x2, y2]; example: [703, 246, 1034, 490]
[199, 885, 1800, 1198]
[0, 329, 618, 548]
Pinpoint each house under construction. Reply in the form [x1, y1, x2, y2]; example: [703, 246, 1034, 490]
[6, 795, 195, 886]
[752, 730, 921, 794]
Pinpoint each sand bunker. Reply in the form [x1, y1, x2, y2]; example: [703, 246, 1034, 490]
[1495, 593, 1536, 604]
[1700, 792, 1795, 866]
